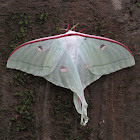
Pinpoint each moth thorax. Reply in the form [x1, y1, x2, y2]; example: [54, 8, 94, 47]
[66, 36, 78, 64]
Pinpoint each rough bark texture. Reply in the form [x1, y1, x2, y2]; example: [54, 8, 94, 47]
[0, 0, 140, 140]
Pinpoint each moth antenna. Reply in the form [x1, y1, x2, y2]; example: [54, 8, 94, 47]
[79, 28, 85, 33]
[59, 28, 68, 31]
[65, 24, 69, 32]
[73, 19, 75, 31]
[70, 23, 79, 31]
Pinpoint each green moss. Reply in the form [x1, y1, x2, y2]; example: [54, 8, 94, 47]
[7, 89, 37, 139]
[14, 92, 23, 97]
[95, 20, 105, 34]
[2, 107, 10, 111]
[136, 2, 140, 7]
[36, 11, 49, 24]
[5, 12, 34, 50]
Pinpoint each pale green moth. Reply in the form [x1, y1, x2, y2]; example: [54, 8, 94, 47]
[7, 28, 135, 126]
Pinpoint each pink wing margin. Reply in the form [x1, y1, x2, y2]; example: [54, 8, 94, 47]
[8, 32, 133, 60]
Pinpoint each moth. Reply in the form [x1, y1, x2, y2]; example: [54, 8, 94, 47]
[7, 23, 135, 126]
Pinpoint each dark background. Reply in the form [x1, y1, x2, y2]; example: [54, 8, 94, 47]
[0, 0, 140, 140]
